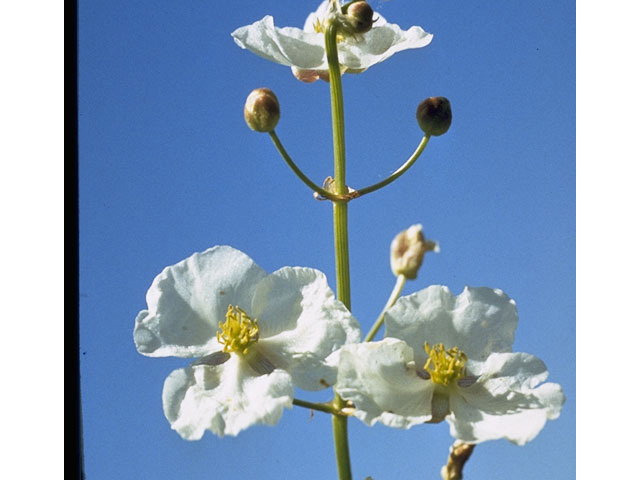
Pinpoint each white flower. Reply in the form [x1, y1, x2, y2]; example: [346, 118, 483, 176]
[231, 1, 433, 83]
[335, 286, 564, 445]
[134, 246, 360, 439]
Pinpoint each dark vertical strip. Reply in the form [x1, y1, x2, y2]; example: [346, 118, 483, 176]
[67, 0, 84, 478]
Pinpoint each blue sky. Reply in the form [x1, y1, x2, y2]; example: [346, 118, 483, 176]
[78, 1, 575, 478]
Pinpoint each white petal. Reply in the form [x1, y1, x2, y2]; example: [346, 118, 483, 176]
[134, 246, 266, 357]
[232, 3, 432, 75]
[231, 16, 326, 69]
[385, 286, 518, 365]
[162, 356, 294, 439]
[337, 23, 433, 71]
[447, 352, 565, 445]
[335, 338, 433, 428]
[251, 267, 361, 390]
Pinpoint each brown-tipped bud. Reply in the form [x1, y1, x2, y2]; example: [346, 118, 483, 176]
[441, 441, 476, 480]
[244, 88, 280, 133]
[345, 1, 374, 34]
[416, 97, 452, 136]
[390, 224, 439, 279]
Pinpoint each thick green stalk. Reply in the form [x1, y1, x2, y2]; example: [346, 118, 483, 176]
[326, 20, 352, 480]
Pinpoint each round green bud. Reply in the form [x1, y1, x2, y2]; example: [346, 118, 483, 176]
[416, 97, 452, 136]
[244, 88, 280, 133]
[345, 1, 374, 34]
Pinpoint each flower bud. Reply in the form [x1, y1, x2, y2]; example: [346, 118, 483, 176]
[345, 1, 374, 34]
[244, 88, 280, 132]
[390, 224, 438, 279]
[416, 97, 452, 136]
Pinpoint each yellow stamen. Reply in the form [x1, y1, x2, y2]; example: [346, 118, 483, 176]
[313, 18, 325, 33]
[217, 305, 260, 355]
[423, 342, 467, 386]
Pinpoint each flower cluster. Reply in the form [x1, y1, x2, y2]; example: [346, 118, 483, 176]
[134, 245, 563, 444]
[133, 1, 566, 476]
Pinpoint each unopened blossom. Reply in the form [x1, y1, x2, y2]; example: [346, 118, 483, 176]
[390, 224, 438, 279]
[416, 96, 453, 136]
[244, 87, 280, 133]
[335, 286, 564, 445]
[231, 0, 433, 83]
[134, 246, 360, 439]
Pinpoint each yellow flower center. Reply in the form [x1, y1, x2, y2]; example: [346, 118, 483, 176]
[423, 342, 467, 386]
[217, 305, 260, 355]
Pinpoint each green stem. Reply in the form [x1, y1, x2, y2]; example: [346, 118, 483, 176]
[356, 135, 430, 197]
[293, 398, 346, 416]
[268, 131, 348, 202]
[326, 20, 353, 480]
[363, 274, 407, 342]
